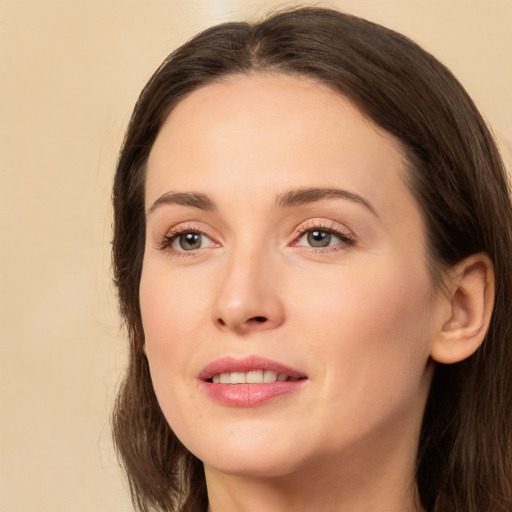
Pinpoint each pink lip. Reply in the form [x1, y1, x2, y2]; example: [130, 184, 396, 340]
[199, 355, 306, 381]
[198, 356, 308, 407]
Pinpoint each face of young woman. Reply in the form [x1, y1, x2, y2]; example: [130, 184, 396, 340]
[140, 74, 443, 481]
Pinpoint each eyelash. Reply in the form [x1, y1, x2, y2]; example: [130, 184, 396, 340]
[159, 224, 215, 257]
[158, 221, 356, 256]
[291, 221, 356, 253]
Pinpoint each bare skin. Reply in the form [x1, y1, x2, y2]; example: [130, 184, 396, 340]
[141, 74, 493, 512]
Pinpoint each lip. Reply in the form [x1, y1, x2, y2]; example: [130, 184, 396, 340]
[199, 355, 306, 381]
[198, 355, 308, 407]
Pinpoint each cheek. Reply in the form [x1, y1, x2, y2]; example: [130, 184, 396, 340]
[292, 256, 436, 411]
[139, 264, 214, 382]
[140, 272, 206, 345]
[139, 290, 202, 448]
[139, 265, 204, 406]
[293, 254, 435, 343]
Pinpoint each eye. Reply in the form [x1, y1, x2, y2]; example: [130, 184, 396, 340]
[160, 227, 217, 253]
[292, 223, 355, 251]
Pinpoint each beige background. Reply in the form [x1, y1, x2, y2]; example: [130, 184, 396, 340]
[1, 1, 511, 511]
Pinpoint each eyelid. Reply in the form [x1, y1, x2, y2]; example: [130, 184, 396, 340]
[158, 222, 221, 254]
[290, 219, 356, 249]
[155, 218, 356, 256]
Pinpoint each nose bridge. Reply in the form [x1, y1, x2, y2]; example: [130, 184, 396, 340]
[213, 238, 284, 333]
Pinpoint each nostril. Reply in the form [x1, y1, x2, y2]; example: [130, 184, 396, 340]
[215, 315, 269, 329]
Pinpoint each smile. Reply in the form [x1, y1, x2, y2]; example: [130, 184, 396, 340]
[211, 370, 300, 384]
[199, 356, 308, 406]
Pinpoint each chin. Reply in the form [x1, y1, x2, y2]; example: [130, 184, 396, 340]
[203, 451, 304, 479]
[178, 420, 312, 478]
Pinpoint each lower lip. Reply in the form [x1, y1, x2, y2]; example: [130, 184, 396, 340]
[201, 380, 306, 407]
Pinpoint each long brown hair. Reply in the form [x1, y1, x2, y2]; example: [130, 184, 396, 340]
[112, 7, 512, 511]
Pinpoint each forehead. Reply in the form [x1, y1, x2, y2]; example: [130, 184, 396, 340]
[150, 73, 397, 163]
[145, 73, 418, 227]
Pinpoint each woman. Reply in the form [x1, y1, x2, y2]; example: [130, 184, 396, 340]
[112, 7, 512, 512]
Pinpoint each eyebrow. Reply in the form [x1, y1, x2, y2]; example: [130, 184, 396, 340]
[146, 191, 216, 217]
[146, 186, 377, 217]
[276, 187, 378, 216]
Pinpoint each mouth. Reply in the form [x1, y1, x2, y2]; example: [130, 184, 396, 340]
[199, 355, 307, 383]
[199, 356, 308, 406]
[209, 370, 303, 384]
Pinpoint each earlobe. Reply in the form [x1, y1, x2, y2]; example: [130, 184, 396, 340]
[430, 253, 495, 364]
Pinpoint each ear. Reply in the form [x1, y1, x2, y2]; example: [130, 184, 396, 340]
[430, 253, 495, 364]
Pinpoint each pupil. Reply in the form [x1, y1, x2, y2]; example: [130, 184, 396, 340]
[308, 230, 331, 247]
[179, 232, 201, 250]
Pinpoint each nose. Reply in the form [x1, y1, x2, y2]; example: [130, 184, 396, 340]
[213, 247, 285, 335]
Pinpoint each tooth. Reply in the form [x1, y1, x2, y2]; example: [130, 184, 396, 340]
[263, 370, 278, 383]
[213, 370, 289, 384]
[246, 370, 264, 383]
[230, 372, 246, 384]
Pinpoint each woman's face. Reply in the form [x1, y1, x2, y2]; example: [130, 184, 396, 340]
[140, 74, 443, 480]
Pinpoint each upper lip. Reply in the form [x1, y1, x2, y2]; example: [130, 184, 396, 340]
[198, 355, 307, 381]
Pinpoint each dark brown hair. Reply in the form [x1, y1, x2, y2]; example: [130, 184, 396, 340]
[112, 7, 512, 512]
